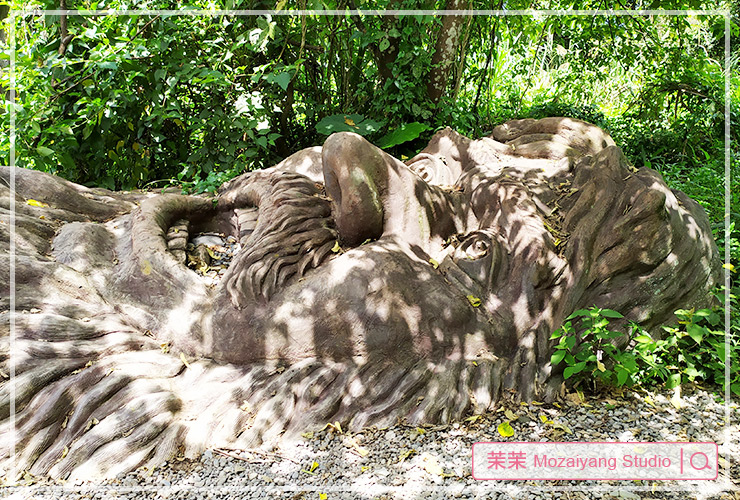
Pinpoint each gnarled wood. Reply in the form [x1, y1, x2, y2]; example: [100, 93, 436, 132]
[0, 117, 720, 481]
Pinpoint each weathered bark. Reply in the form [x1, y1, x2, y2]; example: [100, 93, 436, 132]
[0, 4, 9, 103]
[426, 0, 471, 104]
[0, 117, 720, 481]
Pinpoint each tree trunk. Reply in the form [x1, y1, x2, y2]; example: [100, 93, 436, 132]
[426, 0, 471, 104]
[0, 4, 9, 103]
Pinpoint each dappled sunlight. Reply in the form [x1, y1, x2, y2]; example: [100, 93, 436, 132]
[1, 116, 722, 480]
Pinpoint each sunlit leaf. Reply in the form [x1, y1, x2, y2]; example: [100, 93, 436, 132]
[497, 421, 514, 437]
[466, 295, 481, 307]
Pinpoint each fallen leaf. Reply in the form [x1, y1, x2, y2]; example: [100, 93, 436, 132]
[504, 409, 518, 421]
[344, 117, 356, 127]
[319, 494, 328, 500]
[429, 258, 439, 269]
[140, 259, 152, 276]
[497, 421, 515, 437]
[596, 360, 606, 372]
[466, 295, 482, 307]
[422, 453, 444, 475]
[465, 415, 482, 424]
[180, 352, 190, 368]
[331, 241, 342, 253]
[301, 431, 314, 439]
[26, 199, 48, 208]
[670, 387, 683, 409]
[553, 422, 573, 434]
[398, 449, 416, 462]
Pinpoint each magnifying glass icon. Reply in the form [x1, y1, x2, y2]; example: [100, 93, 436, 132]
[689, 452, 712, 470]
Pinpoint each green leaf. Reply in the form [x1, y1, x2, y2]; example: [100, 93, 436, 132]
[36, 146, 54, 157]
[551, 350, 566, 365]
[566, 309, 590, 320]
[633, 334, 653, 344]
[497, 421, 514, 437]
[599, 309, 624, 318]
[563, 362, 587, 379]
[666, 373, 682, 389]
[354, 118, 385, 135]
[315, 114, 364, 135]
[379, 37, 390, 52]
[686, 324, 705, 344]
[97, 61, 118, 70]
[155, 69, 166, 81]
[565, 336, 576, 350]
[615, 366, 630, 386]
[377, 122, 431, 149]
[274, 71, 292, 91]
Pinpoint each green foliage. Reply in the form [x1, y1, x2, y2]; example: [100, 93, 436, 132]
[551, 293, 740, 397]
[315, 114, 385, 136]
[550, 307, 636, 389]
[376, 122, 430, 149]
[1, 0, 736, 216]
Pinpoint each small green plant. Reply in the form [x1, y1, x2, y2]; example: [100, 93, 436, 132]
[552, 289, 740, 397]
[550, 307, 639, 390]
[635, 295, 739, 397]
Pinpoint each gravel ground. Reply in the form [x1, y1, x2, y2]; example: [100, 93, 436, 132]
[2, 385, 737, 500]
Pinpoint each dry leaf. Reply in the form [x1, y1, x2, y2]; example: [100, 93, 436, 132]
[504, 409, 518, 421]
[398, 449, 416, 462]
[670, 387, 683, 409]
[422, 453, 444, 476]
[179, 352, 190, 368]
[26, 199, 49, 208]
[301, 431, 314, 439]
[553, 422, 573, 434]
[429, 258, 439, 269]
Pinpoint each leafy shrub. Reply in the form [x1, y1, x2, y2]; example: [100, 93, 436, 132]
[551, 291, 740, 397]
[550, 307, 639, 390]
